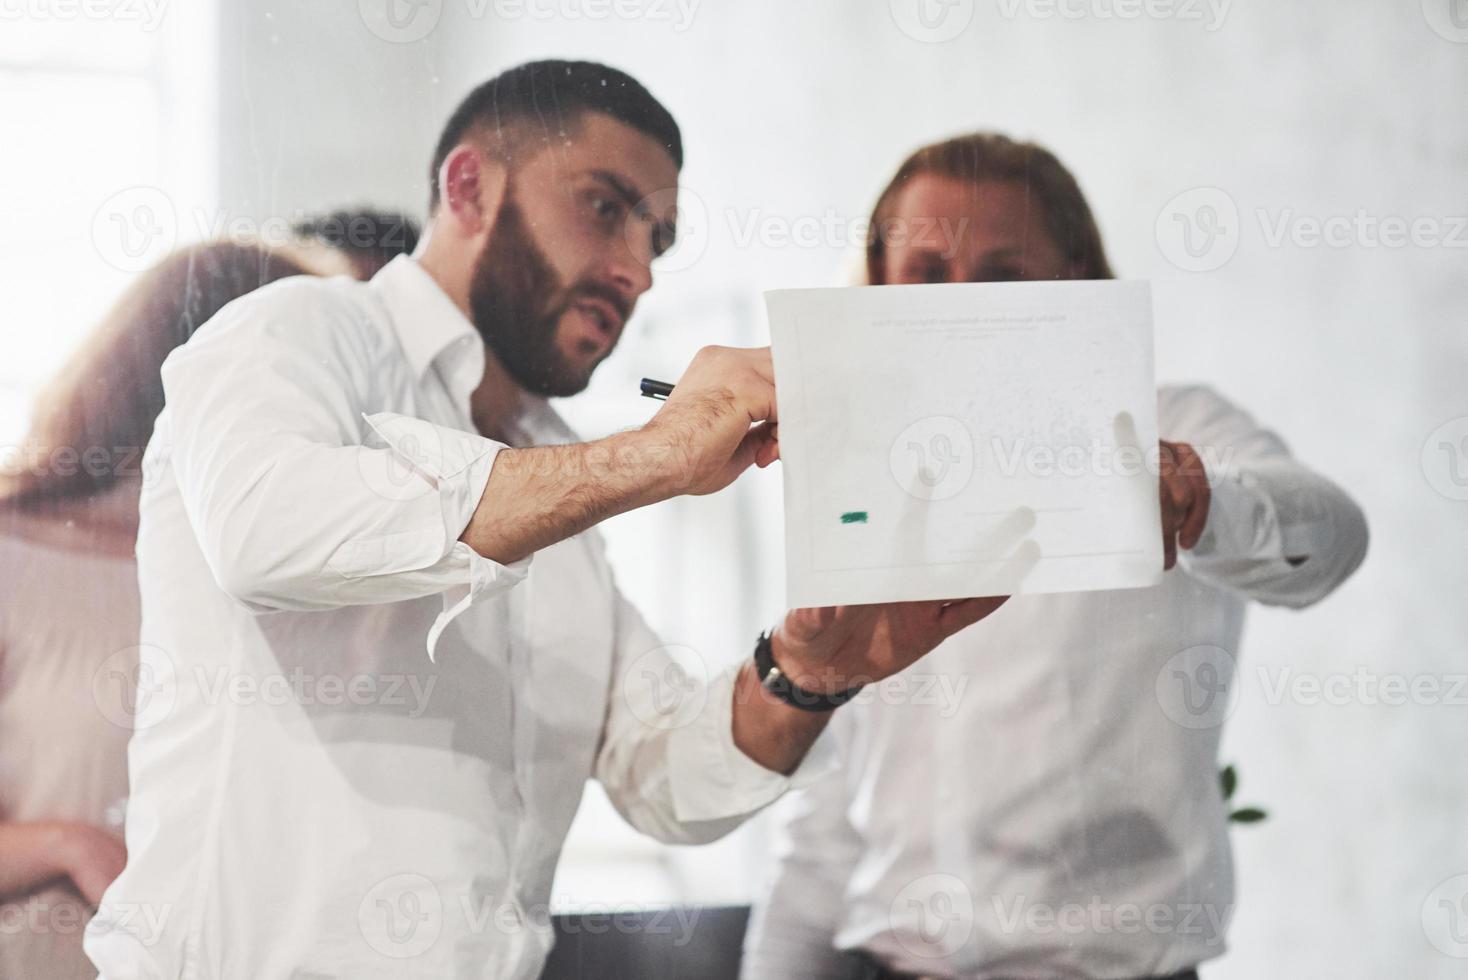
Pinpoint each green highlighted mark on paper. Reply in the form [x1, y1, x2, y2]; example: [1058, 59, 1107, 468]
[840, 511, 869, 525]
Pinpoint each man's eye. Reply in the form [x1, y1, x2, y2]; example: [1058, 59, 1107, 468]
[588, 194, 625, 228]
[896, 259, 946, 284]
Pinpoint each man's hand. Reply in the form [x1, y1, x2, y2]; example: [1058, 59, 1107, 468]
[771, 597, 1011, 694]
[640, 345, 780, 497]
[1159, 439, 1211, 570]
[731, 595, 1009, 775]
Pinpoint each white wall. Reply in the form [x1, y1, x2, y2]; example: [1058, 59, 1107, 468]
[220, 2, 1467, 975]
[213, 2, 450, 226]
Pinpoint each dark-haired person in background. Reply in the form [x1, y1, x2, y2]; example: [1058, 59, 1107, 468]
[84, 62, 1009, 979]
[292, 208, 422, 280]
[0, 225, 407, 980]
[741, 133, 1370, 980]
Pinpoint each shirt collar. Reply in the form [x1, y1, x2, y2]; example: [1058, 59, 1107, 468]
[502, 391, 580, 449]
[370, 255, 584, 445]
[371, 255, 483, 391]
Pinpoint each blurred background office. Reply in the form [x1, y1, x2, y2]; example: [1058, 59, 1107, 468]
[1, 2, 1464, 976]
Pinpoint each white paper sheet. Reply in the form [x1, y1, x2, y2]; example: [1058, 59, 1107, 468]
[766, 279, 1163, 608]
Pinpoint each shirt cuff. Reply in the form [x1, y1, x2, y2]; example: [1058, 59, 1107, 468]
[666, 662, 841, 824]
[362, 412, 533, 660]
[1184, 464, 1285, 563]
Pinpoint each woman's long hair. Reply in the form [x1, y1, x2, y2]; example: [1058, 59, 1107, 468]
[1, 242, 309, 513]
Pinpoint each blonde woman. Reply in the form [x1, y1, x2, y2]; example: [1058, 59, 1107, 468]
[0, 222, 411, 978]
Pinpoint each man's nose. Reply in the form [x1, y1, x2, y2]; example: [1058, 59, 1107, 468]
[608, 240, 654, 302]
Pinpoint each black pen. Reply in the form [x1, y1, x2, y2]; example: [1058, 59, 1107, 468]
[639, 378, 674, 400]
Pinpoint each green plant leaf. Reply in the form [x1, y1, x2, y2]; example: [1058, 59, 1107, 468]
[1220, 764, 1237, 801]
[1230, 807, 1268, 824]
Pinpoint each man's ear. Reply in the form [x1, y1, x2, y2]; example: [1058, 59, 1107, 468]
[438, 143, 508, 236]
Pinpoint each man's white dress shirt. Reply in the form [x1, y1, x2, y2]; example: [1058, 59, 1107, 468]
[741, 385, 1368, 980]
[85, 256, 826, 979]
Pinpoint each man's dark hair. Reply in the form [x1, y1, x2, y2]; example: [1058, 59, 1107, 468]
[428, 60, 682, 211]
[292, 208, 421, 274]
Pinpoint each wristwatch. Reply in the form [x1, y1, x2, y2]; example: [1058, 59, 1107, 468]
[753, 630, 867, 713]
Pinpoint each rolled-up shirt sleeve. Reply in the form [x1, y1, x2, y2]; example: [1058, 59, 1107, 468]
[593, 583, 838, 845]
[1166, 384, 1369, 608]
[157, 281, 530, 650]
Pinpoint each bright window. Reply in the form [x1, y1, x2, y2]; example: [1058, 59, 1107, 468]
[0, 4, 214, 443]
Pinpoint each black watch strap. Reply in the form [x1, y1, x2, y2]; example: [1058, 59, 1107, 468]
[753, 631, 866, 713]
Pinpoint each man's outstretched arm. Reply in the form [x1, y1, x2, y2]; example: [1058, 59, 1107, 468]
[458, 344, 782, 563]
[165, 286, 776, 616]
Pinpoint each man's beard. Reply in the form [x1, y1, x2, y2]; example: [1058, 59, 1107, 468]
[468, 191, 628, 398]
